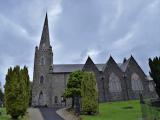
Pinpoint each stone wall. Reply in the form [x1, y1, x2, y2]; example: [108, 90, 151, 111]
[50, 73, 71, 107]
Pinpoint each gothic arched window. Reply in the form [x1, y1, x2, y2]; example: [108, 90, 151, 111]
[40, 56, 45, 65]
[39, 91, 43, 96]
[38, 91, 44, 106]
[40, 76, 44, 84]
[109, 72, 122, 92]
[131, 73, 143, 91]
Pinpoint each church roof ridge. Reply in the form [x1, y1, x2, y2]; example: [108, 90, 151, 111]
[53, 63, 105, 73]
[53, 63, 105, 65]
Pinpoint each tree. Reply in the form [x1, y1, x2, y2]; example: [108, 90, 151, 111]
[0, 87, 4, 106]
[64, 71, 83, 108]
[29, 81, 33, 106]
[0, 81, 4, 105]
[4, 66, 30, 119]
[81, 72, 98, 114]
[149, 57, 160, 97]
[21, 66, 30, 109]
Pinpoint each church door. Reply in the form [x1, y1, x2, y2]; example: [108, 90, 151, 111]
[38, 91, 44, 106]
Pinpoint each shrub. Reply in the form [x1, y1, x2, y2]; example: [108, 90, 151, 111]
[64, 70, 83, 108]
[4, 66, 30, 119]
[81, 72, 98, 114]
[149, 57, 160, 97]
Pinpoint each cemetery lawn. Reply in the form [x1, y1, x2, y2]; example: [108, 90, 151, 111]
[81, 100, 142, 120]
[0, 108, 29, 120]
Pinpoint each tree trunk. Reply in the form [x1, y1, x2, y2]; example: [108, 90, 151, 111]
[11, 115, 19, 120]
[72, 97, 74, 108]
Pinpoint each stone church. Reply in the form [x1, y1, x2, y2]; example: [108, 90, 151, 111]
[32, 14, 156, 107]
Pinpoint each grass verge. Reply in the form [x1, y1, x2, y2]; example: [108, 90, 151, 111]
[0, 108, 29, 120]
[81, 100, 142, 120]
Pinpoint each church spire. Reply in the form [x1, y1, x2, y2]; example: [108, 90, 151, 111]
[39, 13, 51, 49]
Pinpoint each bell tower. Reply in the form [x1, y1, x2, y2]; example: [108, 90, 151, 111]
[32, 13, 53, 107]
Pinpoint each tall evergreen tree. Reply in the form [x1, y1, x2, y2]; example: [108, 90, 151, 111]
[0, 85, 4, 106]
[4, 66, 30, 119]
[81, 72, 98, 114]
[149, 57, 160, 97]
[21, 66, 30, 109]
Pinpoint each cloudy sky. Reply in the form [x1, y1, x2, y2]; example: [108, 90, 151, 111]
[0, 0, 160, 87]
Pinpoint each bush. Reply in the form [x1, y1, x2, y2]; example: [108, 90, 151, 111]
[4, 66, 30, 119]
[64, 70, 83, 108]
[149, 57, 160, 97]
[81, 72, 98, 114]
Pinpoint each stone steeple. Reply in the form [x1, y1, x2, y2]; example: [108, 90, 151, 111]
[39, 13, 51, 49]
[32, 13, 53, 107]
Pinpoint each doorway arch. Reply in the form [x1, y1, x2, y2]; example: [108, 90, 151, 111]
[38, 91, 44, 106]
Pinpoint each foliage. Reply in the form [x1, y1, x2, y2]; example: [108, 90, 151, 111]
[149, 57, 160, 97]
[81, 100, 142, 120]
[0, 87, 4, 104]
[64, 70, 83, 107]
[4, 66, 30, 119]
[21, 66, 30, 109]
[29, 81, 32, 106]
[0, 108, 29, 120]
[81, 72, 98, 114]
[140, 100, 160, 120]
[64, 71, 98, 113]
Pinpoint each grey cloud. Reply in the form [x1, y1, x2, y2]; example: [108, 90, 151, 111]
[53, 0, 160, 75]
[0, 0, 160, 87]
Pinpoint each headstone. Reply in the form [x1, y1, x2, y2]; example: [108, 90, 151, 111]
[140, 93, 145, 104]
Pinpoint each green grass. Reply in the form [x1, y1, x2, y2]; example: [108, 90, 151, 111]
[81, 100, 142, 120]
[0, 108, 29, 120]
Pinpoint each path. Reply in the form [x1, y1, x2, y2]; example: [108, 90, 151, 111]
[28, 107, 63, 120]
[28, 108, 44, 120]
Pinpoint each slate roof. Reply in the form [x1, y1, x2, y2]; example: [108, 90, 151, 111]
[53, 64, 83, 73]
[119, 58, 130, 72]
[53, 61, 133, 73]
[53, 64, 105, 73]
[52, 56, 138, 73]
